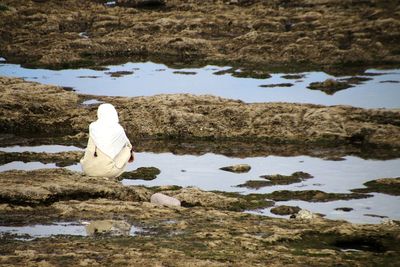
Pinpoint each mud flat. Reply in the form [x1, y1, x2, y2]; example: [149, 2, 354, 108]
[0, 0, 400, 71]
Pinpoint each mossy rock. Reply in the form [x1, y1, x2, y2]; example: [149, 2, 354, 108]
[265, 190, 371, 202]
[307, 79, 353, 95]
[220, 164, 251, 173]
[120, 167, 161, 180]
[352, 177, 400, 196]
[270, 205, 301, 215]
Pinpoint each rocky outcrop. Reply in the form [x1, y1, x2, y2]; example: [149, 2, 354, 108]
[1, 77, 400, 148]
[0, 168, 151, 205]
[0, 0, 400, 69]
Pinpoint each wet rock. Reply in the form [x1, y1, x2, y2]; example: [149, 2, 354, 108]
[265, 190, 371, 202]
[237, 171, 313, 189]
[259, 83, 294, 88]
[85, 220, 131, 236]
[0, 151, 83, 166]
[168, 187, 243, 210]
[261, 171, 313, 185]
[270, 205, 301, 216]
[0, 168, 151, 205]
[220, 164, 251, 173]
[150, 193, 181, 207]
[173, 71, 197, 75]
[105, 71, 134, 77]
[236, 180, 272, 190]
[335, 207, 353, 212]
[380, 80, 400, 83]
[120, 167, 161, 180]
[352, 177, 400, 196]
[116, 0, 166, 8]
[1, 77, 400, 148]
[341, 76, 372, 85]
[307, 79, 353, 95]
[281, 74, 305, 80]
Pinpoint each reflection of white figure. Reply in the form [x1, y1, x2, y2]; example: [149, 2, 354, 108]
[80, 103, 135, 178]
[85, 220, 132, 236]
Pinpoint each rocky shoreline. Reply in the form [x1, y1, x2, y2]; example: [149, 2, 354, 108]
[0, 0, 400, 71]
[0, 75, 400, 265]
[1, 76, 400, 149]
[1, 0, 400, 265]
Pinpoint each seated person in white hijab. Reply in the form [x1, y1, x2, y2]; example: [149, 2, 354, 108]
[80, 103, 134, 178]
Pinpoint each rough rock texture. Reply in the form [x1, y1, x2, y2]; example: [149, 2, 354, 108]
[120, 167, 161, 180]
[0, 168, 151, 205]
[0, 0, 400, 69]
[220, 164, 251, 173]
[270, 205, 301, 216]
[236, 171, 315, 188]
[1, 77, 400, 148]
[352, 177, 400, 196]
[0, 197, 400, 266]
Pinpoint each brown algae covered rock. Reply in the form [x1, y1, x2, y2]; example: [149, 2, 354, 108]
[220, 164, 251, 173]
[352, 177, 400, 196]
[120, 167, 161, 180]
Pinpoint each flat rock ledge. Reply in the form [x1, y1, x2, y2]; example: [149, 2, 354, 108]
[1, 77, 400, 148]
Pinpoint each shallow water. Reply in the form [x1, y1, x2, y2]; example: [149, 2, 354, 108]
[0, 161, 80, 172]
[1, 62, 399, 108]
[0, 145, 82, 153]
[0, 221, 141, 240]
[1, 145, 399, 223]
[0, 222, 87, 239]
[251, 193, 400, 224]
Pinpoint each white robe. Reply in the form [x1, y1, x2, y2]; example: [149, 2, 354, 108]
[89, 103, 129, 160]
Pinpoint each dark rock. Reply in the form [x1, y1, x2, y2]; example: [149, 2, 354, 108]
[270, 205, 301, 215]
[307, 79, 353, 95]
[173, 71, 197, 75]
[116, 0, 166, 8]
[265, 190, 371, 202]
[220, 164, 251, 173]
[120, 167, 161, 180]
[105, 71, 134, 77]
[236, 180, 272, 190]
[281, 74, 305, 80]
[380, 80, 400, 83]
[352, 177, 400, 196]
[259, 83, 294, 88]
[335, 207, 353, 212]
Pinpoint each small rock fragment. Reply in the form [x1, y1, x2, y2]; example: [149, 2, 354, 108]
[220, 164, 251, 173]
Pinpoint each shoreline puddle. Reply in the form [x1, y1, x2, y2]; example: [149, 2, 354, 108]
[0, 145, 83, 153]
[0, 62, 399, 108]
[0, 220, 142, 240]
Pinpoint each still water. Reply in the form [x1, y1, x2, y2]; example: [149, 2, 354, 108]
[1, 62, 399, 108]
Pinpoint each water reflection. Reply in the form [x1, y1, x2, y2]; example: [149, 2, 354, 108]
[0, 62, 399, 108]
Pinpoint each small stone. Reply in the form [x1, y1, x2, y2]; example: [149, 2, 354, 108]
[120, 167, 161, 180]
[381, 218, 397, 226]
[294, 209, 320, 220]
[335, 207, 353, 212]
[220, 164, 251, 173]
[150, 193, 181, 207]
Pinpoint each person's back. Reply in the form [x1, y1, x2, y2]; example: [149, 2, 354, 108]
[80, 103, 134, 178]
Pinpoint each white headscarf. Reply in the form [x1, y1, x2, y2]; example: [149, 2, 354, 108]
[89, 103, 129, 160]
